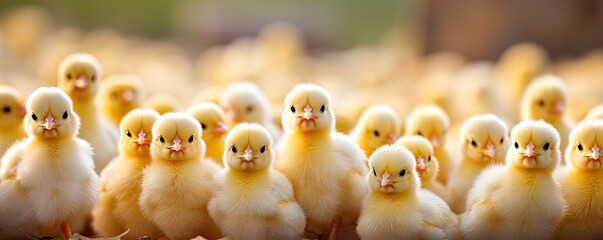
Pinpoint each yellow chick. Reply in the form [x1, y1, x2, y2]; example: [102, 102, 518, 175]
[405, 105, 453, 185]
[274, 84, 368, 239]
[349, 105, 400, 158]
[584, 104, 603, 121]
[186, 103, 229, 165]
[0, 85, 26, 157]
[219, 82, 282, 142]
[521, 75, 573, 159]
[92, 109, 162, 239]
[396, 136, 449, 204]
[554, 120, 603, 239]
[143, 93, 183, 115]
[448, 114, 510, 213]
[58, 53, 119, 174]
[461, 120, 564, 239]
[100, 74, 145, 126]
[208, 123, 305, 240]
[357, 145, 459, 240]
[139, 113, 222, 240]
[0, 87, 98, 239]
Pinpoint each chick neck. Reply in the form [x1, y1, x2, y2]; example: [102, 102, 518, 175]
[373, 187, 417, 201]
[292, 127, 330, 140]
[509, 162, 555, 174]
[72, 96, 102, 131]
[229, 167, 270, 177]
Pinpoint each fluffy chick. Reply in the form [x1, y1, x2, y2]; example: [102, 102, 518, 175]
[350, 105, 400, 158]
[461, 120, 564, 240]
[274, 84, 368, 239]
[92, 109, 162, 239]
[405, 105, 453, 185]
[397, 136, 449, 204]
[143, 93, 183, 115]
[186, 103, 229, 165]
[584, 104, 603, 121]
[219, 82, 282, 142]
[100, 74, 144, 126]
[58, 53, 119, 173]
[0, 85, 26, 157]
[139, 113, 222, 240]
[0, 87, 98, 239]
[357, 145, 459, 240]
[521, 75, 573, 159]
[448, 114, 510, 213]
[554, 120, 603, 239]
[208, 123, 305, 240]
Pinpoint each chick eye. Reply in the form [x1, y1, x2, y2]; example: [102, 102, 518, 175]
[428, 156, 431, 162]
[66, 73, 72, 80]
[320, 105, 325, 112]
[126, 131, 132, 138]
[2, 106, 10, 113]
[577, 143, 583, 151]
[231, 145, 237, 153]
[260, 145, 266, 153]
[373, 168, 377, 176]
[417, 131, 423, 136]
[91, 75, 96, 81]
[538, 100, 545, 107]
[470, 139, 477, 147]
[543, 142, 550, 151]
[514, 141, 519, 148]
[32, 113, 38, 120]
[400, 169, 406, 177]
[200, 123, 206, 129]
[159, 136, 165, 143]
[111, 92, 118, 99]
[290, 105, 296, 113]
[62, 111, 68, 119]
[246, 106, 253, 113]
[373, 131, 380, 137]
[188, 135, 194, 143]
[500, 138, 504, 144]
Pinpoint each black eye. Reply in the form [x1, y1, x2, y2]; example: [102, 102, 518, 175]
[32, 113, 38, 120]
[260, 145, 266, 153]
[514, 141, 519, 148]
[320, 105, 325, 112]
[577, 143, 583, 151]
[417, 131, 423, 136]
[428, 156, 431, 162]
[543, 142, 550, 151]
[62, 111, 68, 119]
[3, 106, 10, 113]
[470, 139, 477, 147]
[111, 92, 118, 99]
[247, 106, 253, 113]
[66, 73, 72, 80]
[290, 105, 296, 113]
[91, 75, 96, 81]
[400, 169, 406, 177]
[188, 135, 194, 143]
[126, 131, 132, 138]
[500, 138, 504, 144]
[374, 131, 380, 137]
[231, 145, 237, 153]
[373, 168, 377, 176]
[538, 100, 545, 107]
[159, 136, 165, 143]
[200, 123, 206, 129]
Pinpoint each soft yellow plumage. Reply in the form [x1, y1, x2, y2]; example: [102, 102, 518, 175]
[584, 104, 603, 121]
[0, 85, 26, 158]
[186, 103, 229, 165]
[100, 74, 144, 126]
[143, 93, 183, 115]
[350, 105, 400, 158]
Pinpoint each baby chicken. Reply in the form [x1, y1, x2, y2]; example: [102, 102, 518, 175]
[274, 83, 368, 239]
[448, 114, 510, 213]
[521, 75, 573, 158]
[405, 105, 453, 185]
[396, 136, 449, 204]
[554, 120, 603, 239]
[357, 145, 459, 240]
[461, 120, 564, 240]
[219, 82, 282, 142]
[143, 93, 183, 115]
[350, 105, 400, 158]
[0, 85, 26, 158]
[92, 109, 162, 239]
[58, 53, 119, 173]
[186, 103, 229, 165]
[208, 123, 305, 240]
[584, 104, 603, 121]
[100, 74, 145, 126]
[139, 113, 222, 240]
[0, 87, 98, 239]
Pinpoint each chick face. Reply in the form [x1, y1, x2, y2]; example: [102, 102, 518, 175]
[282, 84, 334, 132]
[566, 120, 603, 170]
[0, 86, 26, 129]
[521, 75, 568, 121]
[187, 103, 229, 140]
[119, 109, 160, 156]
[219, 82, 270, 127]
[356, 105, 400, 149]
[508, 120, 560, 169]
[460, 114, 510, 163]
[151, 113, 205, 161]
[368, 145, 419, 194]
[223, 123, 274, 170]
[57, 53, 102, 100]
[101, 74, 144, 112]
[405, 105, 449, 150]
[25, 87, 80, 138]
[397, 136, 437, 179]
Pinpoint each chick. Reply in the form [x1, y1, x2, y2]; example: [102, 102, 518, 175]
[92, 109, 162, 239]
[357, 145, 459, 240]
[208, 123, 305, 240]
[0, 87, 98, 239]
[521, 75, 573, 158]
[143, 93, 183, 115]
[57, 53, 119, 173]
[186, 103, 229, 165]
[396, 136, 449, 204]
[405, 105, 453, 185]
[0, 85, 26, 157]
[274, 84, 368, 239]
[554, 120, 603, 239]
[349, 105, 400, 158]
[139, 113, 222, 240]
[448, 114, 510, 213]
[219, 82, 282, 142]
[461, 120, 564, 240]
[584, 104, 603, 121]
[100, 74, 144, 126]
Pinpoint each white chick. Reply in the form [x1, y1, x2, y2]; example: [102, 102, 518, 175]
[349, 105, 400, 158]
[0, 85, 26, 158]
[100, 73, 145, 126]
[0, 87, 98, 239]
[186, 103, 229, 165]
[461, 120, 564, 240]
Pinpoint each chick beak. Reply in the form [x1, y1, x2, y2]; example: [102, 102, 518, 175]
[137, 129, 149, 145]
[121, 90, 134, 104]
[75, 74, 88, 90]
[228, 109, 242, 123]
[523, 141, 537, 158]
[302, 103, 313, 120]
[170, 135, 183, 152]
[588, 144, 601, 161]
[44, 113, 57, 130]
[17, 104, 26, 119]
[212, 121, 229, 137]
[381, 170, 394, 187]
[482, 141, 496, 158]
[551, 99, 564, 115]
[243, 145, 254, 162]
[387, 132, 397, 144]
[430, 133, 441, 149]
[416, 156, 426, 175]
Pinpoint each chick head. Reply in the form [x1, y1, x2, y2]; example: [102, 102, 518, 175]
[396, 136, 437, 180]
[521, 75, 568, 122]
[508, 120, 560, 169]
[224, 123, 274, 171]
[356, 105, 401, 149]
[187, 103, 229, 141]
[368, 145, 419, 194]
[151, 113, 205, 162]
[144, 93, 183, 115]
[57, 53, 102, 100]
[460, 114, 510, 163]
[25, 87, 80, 138]
[282, 83, 334, 132]
[119, 109, 160, 156]
[405, 105, 450, 150]
[219, 82, 271, 127]
[585, 104, 603, 121]
[101, 74, 144, 113]
[566, 120, 603, 170]
[0, 86, 26, 129]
